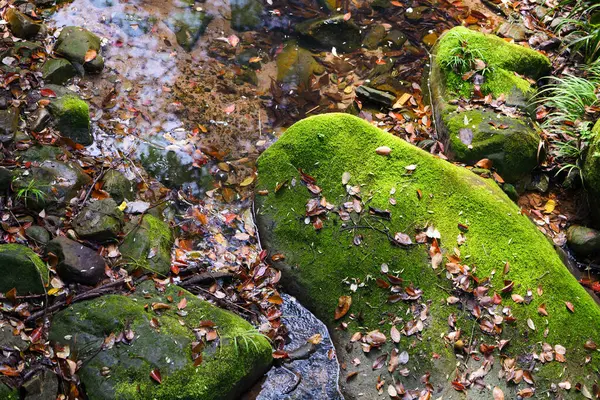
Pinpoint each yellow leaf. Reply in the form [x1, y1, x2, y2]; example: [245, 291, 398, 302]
[47, 287, 61, 296]
[239, 176, 255, 187]
[543, 199, 556, 214]
[118, 201, 127, 211]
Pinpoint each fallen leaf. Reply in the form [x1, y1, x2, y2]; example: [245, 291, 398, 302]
[150, 369, 162, 384]
[376, 146, 391, 156]
[84, 49, 97, 63]
[334, 295, 352, 320]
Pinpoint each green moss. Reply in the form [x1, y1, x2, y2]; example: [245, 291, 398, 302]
[49, 281, 272, 400]
[48, 94, 91, 145]
[434, 26, 550, 98]
[443, 108, 539, 181]
[119, 214, 174, 275]
[0, 244, 48, 294]
[256, 113, 600, 395]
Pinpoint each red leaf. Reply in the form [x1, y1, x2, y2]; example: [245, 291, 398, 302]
[150, 369, 162, 384]
[40, 88, 56, 98]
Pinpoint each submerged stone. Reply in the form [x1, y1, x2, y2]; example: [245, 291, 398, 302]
[45, 84, 92, 145]
[431, 27, 550, 182]
[230, 0, 264, 31]
[276, 42, 325, 89]
[567, 225, 600, 259]
[26, 225, 51, 246]
[296, 15, 361, 53]
[362, 24, 387, 50]
[5, 8, 45, 39]
[49, 280, 272, 400]
[0, 244, 48, 295]
[47, 236, 106, 285]
[119, 214, 173, 275]
[166, 10, 213, 51]
[72, 198, 123, 242]
[255, 113, 600, 398]
[355, 85, 396, 107]
[55, 26, 104, 73]
[42, 58, 77, 85]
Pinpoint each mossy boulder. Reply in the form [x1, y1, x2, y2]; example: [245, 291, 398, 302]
[72, 198, 123, 242]
[296, 15, 361, 53]
[566, 225, 600, 259]
[230, 0, 263, 31]
[45, 84, 92, 145]
[12, 159, 91, 211]
[276, 42, 325, 90]
[42, 58, 77, 85]
[255, 113, 600, 399]
[583, 120, 600, 222]
[119, 214, 173, 275]
[55, 26, 104, 73]
[48, 280, 272, 400]
[0, 382, 18, 400]
[166, 10, 213, 51]
[431, 27, 550, 182]
[102, 169, 135, 203]
[0, 244, 48, 295]
[5, 8, 46, 39]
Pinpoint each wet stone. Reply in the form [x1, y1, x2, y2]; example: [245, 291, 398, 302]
[27, 108, 52, 133]
[42, 58, 77, 85]
[119, 214, 173, 275]
[355, 85, 396, 107]
[296, 15, 361, 53]
[362, 24, 387, 50]
[45, 84, 92, 146]
[72, 198, 123, 243]
[26, 225, 51, 246]
[384, 29, 407, 50]
[498, 21, 529, 41]
[0, 244, 48, 295]
[567, 225, 600, 259]
[22, 369, 59, 400]
[5, 8, 46, 39]
[0, 108, 19, 143]
[102, 169, 134, 203]
[54, 26, 104, 73]
[276, 42, 325, 90]
[0, 166, 12, 192]
[166, 9, 213, 51]
[47, 236, 106, 285]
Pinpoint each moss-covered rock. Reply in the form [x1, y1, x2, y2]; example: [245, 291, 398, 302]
[296, 15, 361, 53]
[0, 382, 18, 400]
[12, 159, 91, 211]
[165, 10, 213, 51]
[567, 225, 600, 259]
[102, 169, 135, 203]
[230, 0, 263, 31]
[26, 225, 51, 246]
[255, 113, 600, 399]
[431, 27, 549, 182]
[276, 42, 325, 89]
[49, 280, 272, 400]
[42, 58, 77, 85]
[72, 198, 123, 242]
[5, 8, 46, 39]
[583, 120, 600, 222]
[119, 214, 173, 275]
[55, 26, 104, 74]
[0, 244, 48, 295]
[45, 84, 92, 145]
[362, 24, 387, 50]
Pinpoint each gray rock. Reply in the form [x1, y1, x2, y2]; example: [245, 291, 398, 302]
[72, 198, 123, 242]
[22, 369, 58, 400]
[0, 324, 28, 351]
[0, 108, 19, 143]
[355, 85, 396, 107]
[0, 244, 48, 295]
[27, 108, 52, 133]
[54, 26, 104, 74]
[296, 15, 361, 53]
[5, 8, 45, 39]
[47, 236, 105, 285]
[12, 159, 91, 211]
[20, 145, 62, 162]
[567, 225, 600, 259]
[383, 29, 407, 50]
[498, 22, 529, 41]
[25, 225, 51, 246]
[362, 25, 387, 50]
[102, 169, 134, 203]
[526, 173, 550, 193]
[42, 58, 77, 85]
[230, 0, 264, 31]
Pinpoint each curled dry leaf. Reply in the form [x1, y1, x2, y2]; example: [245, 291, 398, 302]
[84, 49, 97, 63]
[565, 301, 574, 313]
[493, 386, 504, 400]
[334, 295, 352, 320]
[150, 368, 162, 384]
[527, 318, 536, 331]
[390, 325, 400, 343]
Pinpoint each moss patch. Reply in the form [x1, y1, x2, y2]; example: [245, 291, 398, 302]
[255, 113, 600, 398]
[0, 244, 48, 294]
[47, 89, 91, 146]
[434, 26, 550, 98]
[49, 280, 272, 400]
